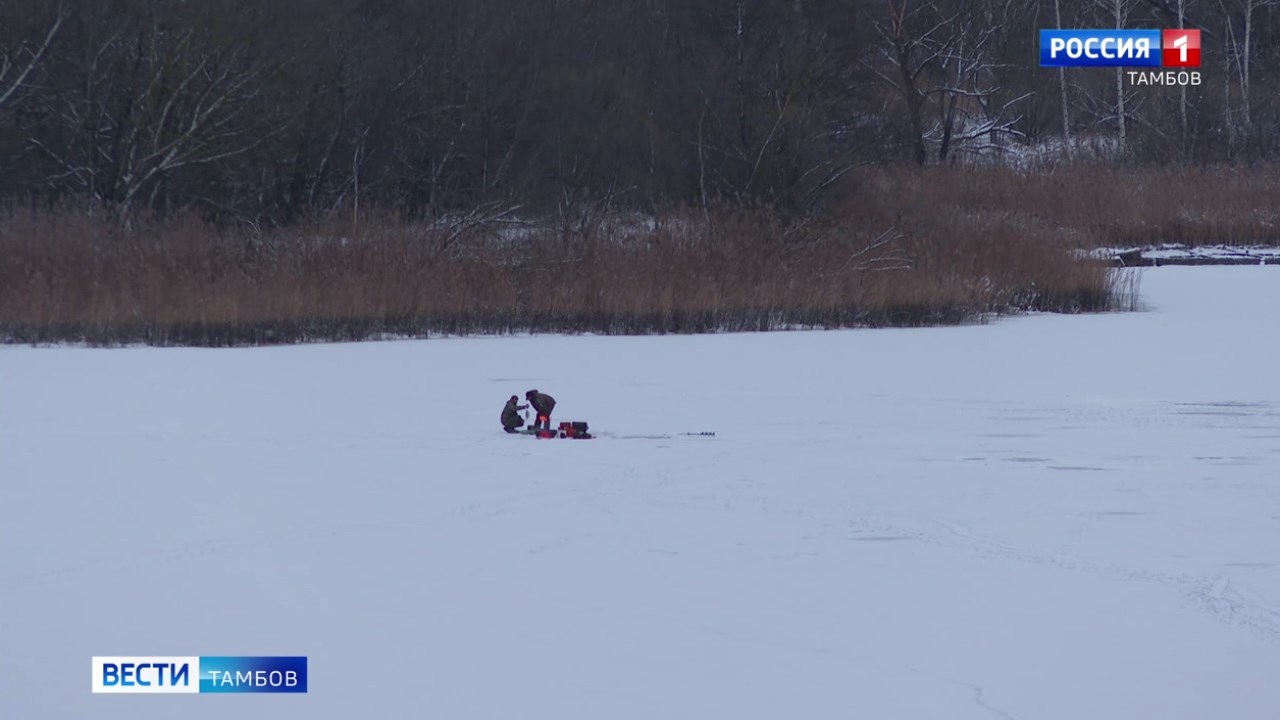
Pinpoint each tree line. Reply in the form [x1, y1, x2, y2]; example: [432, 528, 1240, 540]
[1, 0, 1277, 225]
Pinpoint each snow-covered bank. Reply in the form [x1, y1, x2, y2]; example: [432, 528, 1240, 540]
[1085, 244, 1280, 266]
[2, 267, 1278, 719]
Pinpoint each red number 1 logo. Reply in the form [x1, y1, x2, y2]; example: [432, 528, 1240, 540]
[1163, 29, 1201, 67]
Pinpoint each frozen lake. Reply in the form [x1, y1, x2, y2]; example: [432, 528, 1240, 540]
[2, 266, 1278, 719]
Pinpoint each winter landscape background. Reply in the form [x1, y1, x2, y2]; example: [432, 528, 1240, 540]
[4, 3, 1280, 716]
[3, 266, 1277, 719]
[6, 2, 1280, 346]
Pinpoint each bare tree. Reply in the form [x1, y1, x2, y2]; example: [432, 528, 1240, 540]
[1054, 0, 1072, 140]
[1219, 0, 1276, 138]
[0, 6, 64, 110]
[871, 0, 1029, 164]
[1102, 0, 1135, 145]
[22, 6, 289, 216]
[871, 0, 952, 164]
[117, 41, 276, 215]
[1071, 0, 1142, 148]
[1177, 0, 1192, 153]
[930, 0, 1032, 161]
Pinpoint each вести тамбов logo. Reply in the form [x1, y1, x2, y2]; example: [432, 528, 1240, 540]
[91, 656, 307, 694]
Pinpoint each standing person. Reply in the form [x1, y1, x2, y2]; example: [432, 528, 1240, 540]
[501, 395, 528, 433]
[525, 389, 556, 430]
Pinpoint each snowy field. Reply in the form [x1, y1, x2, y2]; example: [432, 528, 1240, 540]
[3, 267, 1279, 719]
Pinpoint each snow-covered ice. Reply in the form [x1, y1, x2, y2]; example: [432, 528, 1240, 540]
[1085, 244, 1280, 265]
[2, 267, 1278, 719]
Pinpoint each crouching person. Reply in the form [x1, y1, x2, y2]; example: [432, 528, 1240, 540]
[501, 395, 527, 433]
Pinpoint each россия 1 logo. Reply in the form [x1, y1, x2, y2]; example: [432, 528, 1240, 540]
[91, 656, 308, 694]
[1040, 29, 1201, 86]
[1040, 29, 1201, 67]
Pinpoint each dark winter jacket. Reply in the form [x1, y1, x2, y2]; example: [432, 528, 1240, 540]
[527, 392, 556, 417]
[501, 398, 527, 428]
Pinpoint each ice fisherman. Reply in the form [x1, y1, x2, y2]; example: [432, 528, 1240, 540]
[525, 389, 556, 430]
[501, 395, 528, 433]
